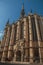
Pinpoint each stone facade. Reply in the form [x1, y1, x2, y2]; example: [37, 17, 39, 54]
[0, 5, 43, 64]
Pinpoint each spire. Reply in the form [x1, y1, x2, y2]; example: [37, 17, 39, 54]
[22, 3, 24, 10]
[20, 3, 25, 18]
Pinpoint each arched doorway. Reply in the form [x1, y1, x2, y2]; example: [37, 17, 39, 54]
[16, 50, 21, 61]
[34, 48, 40, 63]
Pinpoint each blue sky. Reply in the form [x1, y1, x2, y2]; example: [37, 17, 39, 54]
[0, 0, 43, 40]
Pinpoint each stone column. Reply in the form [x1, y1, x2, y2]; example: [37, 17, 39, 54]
[34, 15, 42, 63]
[13, 51, 16, 62]
[21, 47, 24, 62]
[1, 26, 11, 61]
[1, 28, 7, 60]
[7, 24, 15, 60]
[12, 21, 20, 62]
[23, 17, 29, 62]
[16, 21, 20, 41]
[28, 15, 34, 63]
[21, 53, 23, 62]
[40, 17, 43, 62]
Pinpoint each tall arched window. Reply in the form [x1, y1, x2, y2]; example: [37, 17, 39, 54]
[20, 22, 24, 39]
[31, 16, 38, 41]
[34, 48, 40, 63]
[37, 18, 43, 41]
[14, 25, 17, 42]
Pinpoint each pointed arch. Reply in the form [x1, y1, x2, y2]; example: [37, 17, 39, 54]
[16, 50, 21, 61]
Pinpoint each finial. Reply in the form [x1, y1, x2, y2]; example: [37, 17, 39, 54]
[22, 3, 24, 10]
